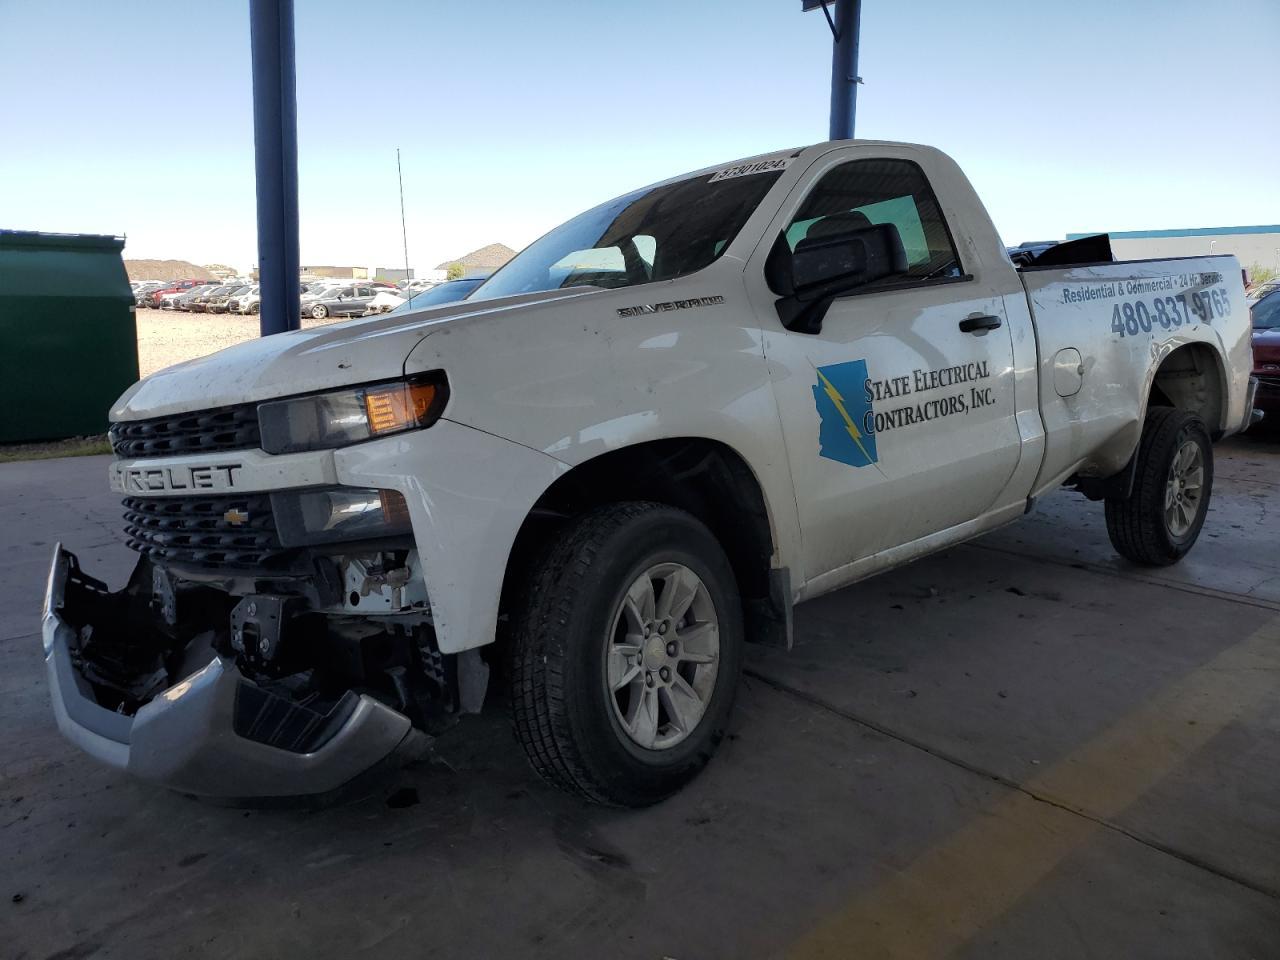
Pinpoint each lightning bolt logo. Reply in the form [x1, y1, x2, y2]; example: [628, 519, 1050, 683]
[811, 359, 879, 469]
[816, 367, 873, 464]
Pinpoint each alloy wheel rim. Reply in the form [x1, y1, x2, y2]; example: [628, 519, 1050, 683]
[605, 562, 720, 751]
[1164, 438, 1204, 537]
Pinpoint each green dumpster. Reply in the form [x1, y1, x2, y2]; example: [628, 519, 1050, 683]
[0, 230, 138, 443]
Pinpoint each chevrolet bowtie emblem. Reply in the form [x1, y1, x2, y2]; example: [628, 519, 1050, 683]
[223, 508, 249, 526]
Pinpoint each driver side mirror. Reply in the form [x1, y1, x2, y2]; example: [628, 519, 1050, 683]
[765, 222, 908, 334]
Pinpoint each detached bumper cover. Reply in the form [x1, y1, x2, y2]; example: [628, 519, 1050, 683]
[41, 545, 414, 799]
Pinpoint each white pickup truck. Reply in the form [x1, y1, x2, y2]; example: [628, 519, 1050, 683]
[43, 141, 1258, 807]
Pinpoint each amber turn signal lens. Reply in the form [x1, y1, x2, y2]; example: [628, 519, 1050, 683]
[364, 382, 438, 435]
[379, 489, 411, 527]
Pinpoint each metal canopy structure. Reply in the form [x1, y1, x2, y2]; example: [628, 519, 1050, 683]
[249, 0, 300, 336]
[803, 0, 863, 140]
[246, 1, 863, 338]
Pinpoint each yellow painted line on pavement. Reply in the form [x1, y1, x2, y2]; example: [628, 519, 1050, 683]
[787, 614, 1280, 960]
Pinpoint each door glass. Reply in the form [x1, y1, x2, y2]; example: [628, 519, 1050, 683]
[782, 158, 963, 283]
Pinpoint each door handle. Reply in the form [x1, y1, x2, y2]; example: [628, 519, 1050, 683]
[958, 314, 1002, 333]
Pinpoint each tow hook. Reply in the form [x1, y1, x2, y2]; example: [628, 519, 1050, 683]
[229, 595, 300, 667]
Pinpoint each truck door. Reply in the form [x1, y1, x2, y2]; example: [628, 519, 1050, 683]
[749, 154, 1024, 582]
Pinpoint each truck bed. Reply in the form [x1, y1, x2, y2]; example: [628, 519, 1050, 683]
[1017, 254, 1252, 496]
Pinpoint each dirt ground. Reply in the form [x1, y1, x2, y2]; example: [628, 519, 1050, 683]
[135, 308, 344, 379]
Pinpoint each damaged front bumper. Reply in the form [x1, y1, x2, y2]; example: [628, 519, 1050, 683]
[41, 545, 421, 800]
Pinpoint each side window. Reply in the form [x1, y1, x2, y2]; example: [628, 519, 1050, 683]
[783, 158, 963, 282]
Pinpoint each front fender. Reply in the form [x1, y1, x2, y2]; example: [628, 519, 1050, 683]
[333, 420, 569, 654]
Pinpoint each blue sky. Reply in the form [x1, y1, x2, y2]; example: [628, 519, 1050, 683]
[2, 0, 1277, 273]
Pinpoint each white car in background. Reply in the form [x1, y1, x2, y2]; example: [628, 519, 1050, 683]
[228, 285, 261, 315]
[367, 289, 408, 314]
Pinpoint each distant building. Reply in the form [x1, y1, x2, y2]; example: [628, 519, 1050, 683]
[1068, 225, 1280, 279]
[375, 267, 414, 282]
[302, 265, 369, 280]
[203, 263, 238, 281]
[436, 243, 516, 279]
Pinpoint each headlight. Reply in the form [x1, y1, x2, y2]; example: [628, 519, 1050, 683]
[271, 486, 413, 547]
[258, 374, 448, 455]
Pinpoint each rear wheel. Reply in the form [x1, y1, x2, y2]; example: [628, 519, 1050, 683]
[1105, 407, 1213, 566]
[510, 502, 743, 806]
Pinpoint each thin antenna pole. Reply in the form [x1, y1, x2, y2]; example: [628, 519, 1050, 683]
[397, 147, 410, 283]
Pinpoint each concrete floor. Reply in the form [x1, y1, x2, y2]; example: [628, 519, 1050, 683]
[2, 434, 1278, 960]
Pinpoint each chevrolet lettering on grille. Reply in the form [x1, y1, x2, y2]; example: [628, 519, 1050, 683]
[112, 463, 243, 494]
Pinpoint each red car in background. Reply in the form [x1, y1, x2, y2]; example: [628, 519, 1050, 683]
[144, 278, 209, 308]
[1251, 289, 1280, 423]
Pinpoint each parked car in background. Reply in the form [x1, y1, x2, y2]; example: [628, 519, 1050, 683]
[397, 278, 438, 295]
[189, 284, 235, 313]
[206, 284, 252, 314]
[304, 284, 379, 318]
[176, 284, 222, 311]
[1252, 290, 1280, 419]
[228, 284, 260, 315]
[298, 280, 350, 311]
[388, 274, 488, 313]
[1247, 277, 1280, 305]
[159, 284, 215, 310]
[367, 289, 407, 314]
[133, 281, 167, 306]
[146, 279, 208, 308]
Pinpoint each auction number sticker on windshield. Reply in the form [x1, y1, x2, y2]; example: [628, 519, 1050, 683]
[708, 157, 792, 182]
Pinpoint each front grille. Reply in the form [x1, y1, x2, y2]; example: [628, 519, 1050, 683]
[110, 403, 261, 459]
[123, 493, 289, 569]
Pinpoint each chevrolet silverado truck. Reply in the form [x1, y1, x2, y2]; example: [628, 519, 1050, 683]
[42, 141, 1258, 807]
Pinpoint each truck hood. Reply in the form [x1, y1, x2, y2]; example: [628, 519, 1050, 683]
[111, 287, 600, 420]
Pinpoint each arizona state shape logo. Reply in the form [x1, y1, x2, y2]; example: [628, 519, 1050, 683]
[812, 359, 879, 468]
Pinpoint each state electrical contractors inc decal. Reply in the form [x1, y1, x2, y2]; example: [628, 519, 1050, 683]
[812, 359, 995, 468]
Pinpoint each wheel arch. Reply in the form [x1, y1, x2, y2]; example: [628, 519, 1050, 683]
[498, 437, 787, 649]
[1074, 342, 1228, 501]
[1144, 342, 1229, 438]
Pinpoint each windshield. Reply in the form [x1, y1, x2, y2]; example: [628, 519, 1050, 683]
[469, 165, 786, 301]
[390, 278, 484, 313]
[1253, 291, 1280, 330]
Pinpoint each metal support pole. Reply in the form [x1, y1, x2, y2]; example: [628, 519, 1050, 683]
[828, 0, 861, 140]
[249, 0, 300, 335]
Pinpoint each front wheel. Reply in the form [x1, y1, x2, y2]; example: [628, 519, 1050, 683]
[1105, 407, 1213, 566]
[310, 304, 329, 319]
[510, 502, 743, 807]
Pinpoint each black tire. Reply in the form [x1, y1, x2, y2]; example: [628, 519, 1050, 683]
[311, 304, 328, 319]
[510, 501, 743, 807]
[1105, 407, 1213, 566]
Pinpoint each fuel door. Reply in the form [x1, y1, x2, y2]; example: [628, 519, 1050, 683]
[1053, 348, 1084, 397]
